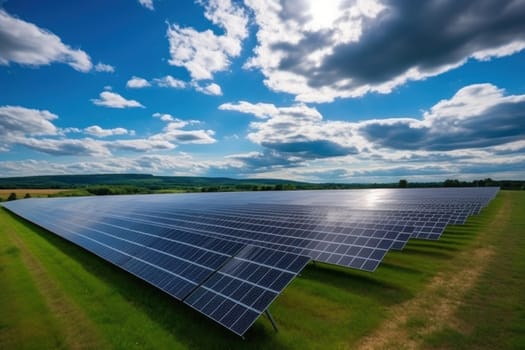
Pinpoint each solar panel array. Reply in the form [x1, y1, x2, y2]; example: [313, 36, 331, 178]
[2, 186, 498, 336]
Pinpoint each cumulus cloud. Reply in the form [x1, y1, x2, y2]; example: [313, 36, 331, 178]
[243, 0, 525, 102]
[138, 0, 154, 10]
[223, 101, 360, 159]
[0, 9, 93, 72]
[153, 112, 175, 122]
[151, 117, 216, 144]
[152, 75, 186, 88]
[360, 84, 525, 151]
[152, 112, 201, 127]
[126, 76, 151, 88]
[108, 139, 176, 152]
[226, 150, 305, 172]
[91, 91, 144, 108]
[94, 62, 115, 72]
[219, 101, 280, 119]
[167, 0, 248, 80]
[126, 75, 222, 95]
[84, 125, 134, 137]
[17, 137, 111, 156]
[193, 82, 222, 96]
[0, 106, 58, 139]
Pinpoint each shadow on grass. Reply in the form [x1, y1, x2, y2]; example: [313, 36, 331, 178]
[3, 210, 286, 349]
[410, 240, 461, 252]
[377, 261, 424, 276]
[300, 262, 415, 306]
[400, 246, 454, 260]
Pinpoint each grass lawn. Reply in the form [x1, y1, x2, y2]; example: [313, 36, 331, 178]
[0, 191, 523, 349]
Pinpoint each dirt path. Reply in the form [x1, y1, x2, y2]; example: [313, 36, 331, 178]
[5, 223, 107, 350]
[355, 196, 508, 350]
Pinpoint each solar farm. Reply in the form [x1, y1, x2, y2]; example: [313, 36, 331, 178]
[1, 187, 500, 336]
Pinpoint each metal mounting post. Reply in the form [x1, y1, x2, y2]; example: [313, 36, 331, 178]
[265, 310, 279, 332]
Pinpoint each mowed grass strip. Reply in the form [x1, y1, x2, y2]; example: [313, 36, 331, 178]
[422, 191, 525, 350]
[0, 222, 66, 350]
[4, 222, 107, 350]
[0, 191, 522, 349]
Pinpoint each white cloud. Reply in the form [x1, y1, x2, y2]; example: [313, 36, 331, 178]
[153, 75, 186, 88]
[0, 106, 58, 139]
[108, 139, 175, 152]
[193, 82, 222, 96]
[220, 101, 362, 158]
[16, 137, 111, 156]
[153, 112, 175, 122]
[91, 91, 144, 108]
[126, 75, 220, 96]
[84, 125, 134, 137]
[0, 154, 213, 177]
[0, 105, 219, 158]
[151, 118, 216, 144]
[0, 9, 92, 72]
[219, 101, 280, 119]
[94, 62, 115, 72]
[126, 76, 151, 88]
[167, 0, 248, 80]
[243, 1, 525, 102]
[60, 127, 81, 134]
[138, 0, 154, 10]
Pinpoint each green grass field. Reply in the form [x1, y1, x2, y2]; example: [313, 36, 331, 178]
[1, 191, 524, 349]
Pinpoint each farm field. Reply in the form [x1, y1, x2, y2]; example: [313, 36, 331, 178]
[0, 189, 66, 201]
[1, 191, 524, 349]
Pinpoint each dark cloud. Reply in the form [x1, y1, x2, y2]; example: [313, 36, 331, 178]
[352, 165, 450, 178]
[253, 0, 525, 101]
[172, 134, 207, 142]
[261, 140, 358, 158]
[299, 168, 349, 182]
[360, 99, 525, 151]
[459, 160, 525, 174]
[317, 0, 525, 87]
[228, 150, 305, 172]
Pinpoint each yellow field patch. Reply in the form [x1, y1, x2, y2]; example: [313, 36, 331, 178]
[0, 189, 64, 200]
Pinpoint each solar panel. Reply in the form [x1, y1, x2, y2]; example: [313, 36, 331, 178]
[1, 186, 499, 337]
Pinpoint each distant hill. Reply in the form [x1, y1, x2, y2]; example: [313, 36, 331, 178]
[0, 174, 520, 193]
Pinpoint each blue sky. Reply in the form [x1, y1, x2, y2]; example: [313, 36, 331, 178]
[1, 0, 524, 182]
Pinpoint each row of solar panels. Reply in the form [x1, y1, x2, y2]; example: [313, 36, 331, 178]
[2, 186, 499, 336]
